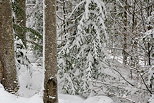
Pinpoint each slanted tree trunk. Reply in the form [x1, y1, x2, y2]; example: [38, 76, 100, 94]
[0, 0, 18, 93]
[43, 0, 58, 103]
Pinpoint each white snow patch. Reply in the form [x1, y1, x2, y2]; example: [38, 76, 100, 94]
[0, 85, 43, 103]
[84, 96, 114, 103]
[149, 95, 154, 103]
[59, 94, 84, 103]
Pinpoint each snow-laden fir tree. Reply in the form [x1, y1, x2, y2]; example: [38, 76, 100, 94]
[58, 0, 110, 97]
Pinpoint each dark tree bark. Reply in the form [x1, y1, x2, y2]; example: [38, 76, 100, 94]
[122, 0, 128, 65]
[13, 0, 26, 46]
[43, 0, 58, 103]
[0, 0, 18, 93]
[0, 61, 3, 82]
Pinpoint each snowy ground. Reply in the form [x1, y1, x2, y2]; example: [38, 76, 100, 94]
[0, 84, 115, 103]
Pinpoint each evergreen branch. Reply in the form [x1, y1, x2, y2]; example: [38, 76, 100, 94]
[13, 24, 43, 39]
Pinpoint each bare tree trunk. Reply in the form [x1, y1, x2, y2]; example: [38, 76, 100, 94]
[0, 0, 18, 93]
[0, 61, 3, 82]
[147, 42, 151, 66]
[123, 0, 128, 65]
[14, 0, 26, 26]
[130, 0, 139, 68]
[62, 0, 66, 35]
[43, 0, 58, 103]
[14, 0, 26, 46]
[146, 0, 153, 66]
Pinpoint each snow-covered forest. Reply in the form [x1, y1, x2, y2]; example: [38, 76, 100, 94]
[0, 0, 154, 103]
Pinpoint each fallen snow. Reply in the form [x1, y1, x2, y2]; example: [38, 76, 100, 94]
[84, 96, 114, 103]
[0, 84, 84, 103]
[0, 84, 43, 103]
[0, 84, 115, 103]
[59, 94, 84, 103]
[149, 95, 154, 103]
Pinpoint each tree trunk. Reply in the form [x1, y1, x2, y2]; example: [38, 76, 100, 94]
[147, 42, 151, 66]
[0, 61, 3, 82]
[123, 0, 128, 65]
[0, 0, 18, 93]
[14, 0, 26, 46]
[43, 0, 58, 103]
